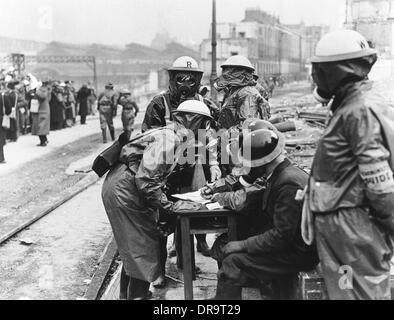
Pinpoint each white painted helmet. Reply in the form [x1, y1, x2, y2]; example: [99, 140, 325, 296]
[168, 56, 203, 73]
[175, 100, 212, 119]
[310, 29, 378, 63]
[221, 55, 255, 72]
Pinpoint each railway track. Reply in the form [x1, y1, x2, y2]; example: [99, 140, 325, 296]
[0, 173, 99, 246]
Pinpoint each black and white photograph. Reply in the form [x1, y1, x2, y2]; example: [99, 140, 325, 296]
[0, 0, 394, 305]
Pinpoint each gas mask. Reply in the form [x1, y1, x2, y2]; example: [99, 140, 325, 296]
[169, 71, 202, 102]
[172, 112, 212, 139]
[313, 87, 332, 105]
[311, 55, 377, 104]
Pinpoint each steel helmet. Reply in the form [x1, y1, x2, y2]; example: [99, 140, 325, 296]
[168, 56, 203, 73]
[174, 100, 212, 119]
[221, 55, 255, 72]
[105, 82, 114, 89]
[310, 29, 378, 63]
[238, 119, 285, 167]
[120, 88, 131, 95]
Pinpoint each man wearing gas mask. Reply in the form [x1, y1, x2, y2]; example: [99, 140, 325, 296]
[302, 30, 394, 300]
[142, 56, 219, 134]
[214, 55, 271, 178]
[101, 100, 216, 300]
[201, 119, 319, 300]
[142, 56, 221, 266]
[215, 55, 270, 133]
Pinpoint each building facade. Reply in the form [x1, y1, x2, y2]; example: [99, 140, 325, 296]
[200, 9, 328, 82]
[345, 0, 394, 79]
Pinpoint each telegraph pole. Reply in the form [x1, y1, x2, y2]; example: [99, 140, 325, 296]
[92, 56, 97, 93]
[210, 0, 218, 103]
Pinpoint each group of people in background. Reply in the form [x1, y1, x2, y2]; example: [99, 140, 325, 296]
[0, 67, 97, 163]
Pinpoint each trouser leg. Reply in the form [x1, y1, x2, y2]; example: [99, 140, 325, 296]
[215, 277, 242, 300]
[109, 127, 115, 141]
[119, 265, 130, 300]
[0, 146, 4, 162]
[102, 129, 107, 143]
[107, 115, 115, 141]
[99, 112, 107, 143]
[124, 130, 132, 141]
[216, 251, 317, 300]
[81, 115, 86, 124]
[127, 277, 150, 300]
[159, 237, 168, 276]
[39, 135, 47, 144]
[315, 208, 393, 300]
[195, 234, 206, 243]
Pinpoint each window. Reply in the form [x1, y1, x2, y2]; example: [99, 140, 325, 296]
[231, 51, 239, 56]
[239, 32, 246, 38]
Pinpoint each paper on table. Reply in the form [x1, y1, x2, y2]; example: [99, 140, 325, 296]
[171, 191, 212, 204]
[206, 202, 224, 210]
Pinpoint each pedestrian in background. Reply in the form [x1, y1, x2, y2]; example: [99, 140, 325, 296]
[65, 81, 77, 124]
[5, 79, 20, 142]
[63, 82, 75, 127]
[0, 88, 12, 163]
[87, 81, 97, 116]
[49, 83, 65, 130]
[77, 84, 90, 125]
[97, 82, 116, 143]
[118, 89, 139, 140]
[31, 84, 50, 147]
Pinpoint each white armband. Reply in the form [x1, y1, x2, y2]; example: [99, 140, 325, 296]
[359, 161, 394, 194]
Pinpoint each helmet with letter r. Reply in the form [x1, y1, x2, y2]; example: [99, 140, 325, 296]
[168, 56, 204, 100]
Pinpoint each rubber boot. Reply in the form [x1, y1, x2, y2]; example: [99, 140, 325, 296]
[196, 235, 211, 257]
[213, 279, 242, 300]
[102, 129, 107, 144]
[109, 128, 115, 141]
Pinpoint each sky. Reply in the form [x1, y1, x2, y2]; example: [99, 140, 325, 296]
[0, 0, 346, 46]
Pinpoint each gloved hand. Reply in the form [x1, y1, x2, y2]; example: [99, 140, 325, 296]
[173, 200, 204, 212]
[210, 193, 222, 204]
[200, 184, 215, 200]
[222, 241, 247, 257]
[210, 165, 222, 183]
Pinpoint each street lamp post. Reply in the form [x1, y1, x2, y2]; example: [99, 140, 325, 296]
[210, 0, 218, 103]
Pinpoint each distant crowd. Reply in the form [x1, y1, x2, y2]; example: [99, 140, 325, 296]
[0, 67, 97, 163]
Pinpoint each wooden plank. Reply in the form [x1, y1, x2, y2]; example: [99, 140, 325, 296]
[84, 235, 118, 300]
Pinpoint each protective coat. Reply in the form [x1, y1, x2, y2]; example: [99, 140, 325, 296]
[101, 126, 192, 282]
[49, 90, 65, 130]
[309, 80, 394, 300]
[141, 91, 219, 133]
[98, 91, 116, 130]
[119, 96, 139, 132]
[214, 159, 319, 299]
[31, 86, 50, 136]
[217, 86, 270, 131]
[0, 91, 12, 147]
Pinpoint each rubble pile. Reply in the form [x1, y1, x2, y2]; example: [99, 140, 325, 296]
[271, 94, 327, 172]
